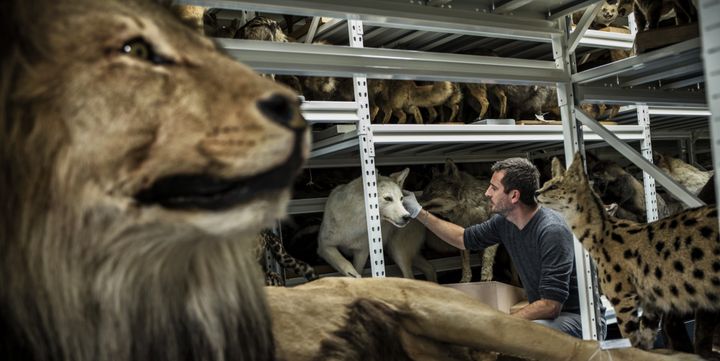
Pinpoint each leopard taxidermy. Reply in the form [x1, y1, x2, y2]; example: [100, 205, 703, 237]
[0, 0, 310, 359]
[537, 153, 720, 355]
[257, 229, 318, 286]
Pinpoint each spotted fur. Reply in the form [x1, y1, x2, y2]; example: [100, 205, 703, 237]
[536, 153, 720, 350]
[257, 230, 318, 286]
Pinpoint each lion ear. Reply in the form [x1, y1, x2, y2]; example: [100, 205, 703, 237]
[551, 157, 565, 179]
[445, 159, 460, 179]
[389, 168, 410, 188]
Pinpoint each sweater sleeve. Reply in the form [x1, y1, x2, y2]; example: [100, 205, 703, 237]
[537, 224, 575, 304]
[463, 214, 502, 251]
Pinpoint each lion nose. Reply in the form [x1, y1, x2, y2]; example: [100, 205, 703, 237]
[256, 93, 305, 129]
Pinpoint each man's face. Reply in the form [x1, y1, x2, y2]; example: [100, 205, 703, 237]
[485, 170, 515, 215]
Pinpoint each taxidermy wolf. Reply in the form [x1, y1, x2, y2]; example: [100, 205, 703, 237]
[2, 0, 705, 360]
[317, 169, 436, 281]
[420, 160, 494, 283]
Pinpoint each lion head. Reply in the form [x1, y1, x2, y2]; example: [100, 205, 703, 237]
[0, 0, 309, 360]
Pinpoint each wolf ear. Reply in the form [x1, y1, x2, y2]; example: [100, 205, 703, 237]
[444, 159, 460, 179]
[551, 157, 565, 179]
[389, 168, 410, 188]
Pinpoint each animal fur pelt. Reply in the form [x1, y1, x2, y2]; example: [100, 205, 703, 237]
[267, 277, 702, 361]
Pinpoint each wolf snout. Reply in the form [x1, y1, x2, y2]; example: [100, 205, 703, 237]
[256, 93, 305, 130]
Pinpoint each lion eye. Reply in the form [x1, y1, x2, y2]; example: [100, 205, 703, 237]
[120, 37, 174, 65]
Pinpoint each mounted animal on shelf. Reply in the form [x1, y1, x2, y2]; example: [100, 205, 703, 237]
[3, 1, 708, 360]
[654, 152, 714, 196]
[317, 169, 436, 281]
[536, 154, 720, 359]
[374, 80, 454, 124]
[234, 15, 303, 92]
[491, 84, 560, 121]
[633, 0, 697, 32]
[202, 8, 241, 38]
[419, 160, 505, 283]
[586, 153, 674, 222]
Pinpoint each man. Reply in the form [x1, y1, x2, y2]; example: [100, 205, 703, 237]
[403, 157, 604, 339]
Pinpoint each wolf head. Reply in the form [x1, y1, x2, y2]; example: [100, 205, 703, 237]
[378, 168, 412, 228]
[420, 160, 491, 227]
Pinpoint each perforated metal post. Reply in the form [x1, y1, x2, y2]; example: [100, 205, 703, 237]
[699, 0, 720, 218]
[637, 104, 659, 222]
[553, 17, 598, 341]
[348, 19, 385, 277]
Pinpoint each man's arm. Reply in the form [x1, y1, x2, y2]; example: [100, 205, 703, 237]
[511, 299, 562, 320]
[402, 191, 466, 250]
[415, 209, 466, 250]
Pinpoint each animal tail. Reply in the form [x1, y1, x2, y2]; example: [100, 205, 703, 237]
[410, 81, 453, 107]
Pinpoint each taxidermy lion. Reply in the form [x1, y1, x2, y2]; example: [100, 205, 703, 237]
[0, 0, 309, 360]
[0, 0, 703, 361]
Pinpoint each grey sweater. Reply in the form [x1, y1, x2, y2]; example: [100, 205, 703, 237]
[464, 207, 580, 314]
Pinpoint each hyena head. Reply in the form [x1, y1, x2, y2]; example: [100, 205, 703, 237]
[536, 153, 594, 221]
[378, 169, 412, 228]
[420, 159, 490, 227]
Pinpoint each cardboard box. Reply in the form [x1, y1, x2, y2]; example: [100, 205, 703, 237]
[444, 281, 527, 314]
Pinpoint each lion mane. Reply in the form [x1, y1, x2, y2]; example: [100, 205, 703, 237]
[0, 0, 309, 360]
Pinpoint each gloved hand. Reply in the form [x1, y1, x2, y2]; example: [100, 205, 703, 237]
[402, 190, 423, 218]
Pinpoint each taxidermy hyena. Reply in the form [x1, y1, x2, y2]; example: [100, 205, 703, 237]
[536, 153, 720, 352]
[420, 160, 494, 282]
[654, 152, 714, 196]
[317, 169, 436, 281]
[633, 0, 696, 31]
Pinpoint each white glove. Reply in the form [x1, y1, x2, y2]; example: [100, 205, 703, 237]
[402, 190, 422, 218]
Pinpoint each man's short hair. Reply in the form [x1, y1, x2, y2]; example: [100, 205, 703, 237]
[491, 157, 540, 207]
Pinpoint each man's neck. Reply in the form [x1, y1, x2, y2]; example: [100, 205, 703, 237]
[505, 204, 540, 230]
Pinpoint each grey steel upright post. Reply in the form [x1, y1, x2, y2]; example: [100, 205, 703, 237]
[348, 19, 385, 277]
[637, 104, 660, 222]
[552, 14, 599, 341]
[699, 0, 720, 215]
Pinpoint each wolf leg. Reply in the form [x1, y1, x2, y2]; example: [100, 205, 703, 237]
[480, 244, 497, 282]
[351, 247, 370, 277]
[318, 245, 362, 278]
[412, 256, 437, 282]
[459, 250, 472, 283]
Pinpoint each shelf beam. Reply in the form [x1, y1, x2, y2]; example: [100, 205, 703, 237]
[572, 38, 702, 84]
[180, 0, 559, 42]
[576, 86, 707, 107]
[219, 39, 566, 85]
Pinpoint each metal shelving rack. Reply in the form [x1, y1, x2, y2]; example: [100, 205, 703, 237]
[182, 0, 712, 342]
